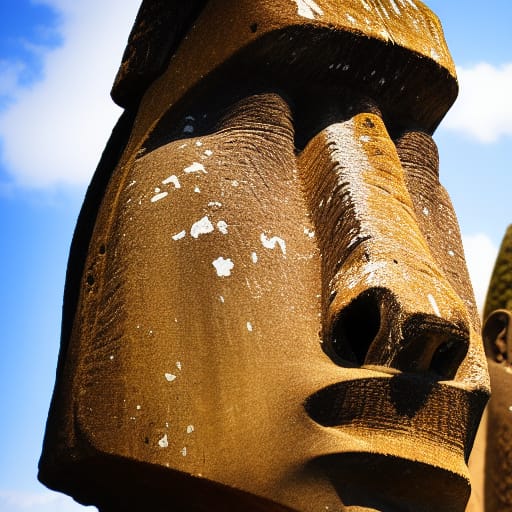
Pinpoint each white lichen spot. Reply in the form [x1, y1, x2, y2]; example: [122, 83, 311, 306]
[260, 233, 287, 255]
[423, 207, 429, 216]
[213, 257, 234, 277]
[361, 0, 371, 10]
[509, 406, 512, 412]
[172, 230, 186, 241]
[181, 447, 187, 456]
[204, 149, 213, 157]
[186, 425, 195, 434]
[293, 0, 324, 19]
[195, 140, 203, 147]
[231, 180, 239, 187]
[178, 143, 187, 149]
[427, 294, 441, 317]
[191, 216, 214, 238]
[304, 227, 315, 238]
[194, 186, 201, 193]
[109, 355, 114, 360]
[158, 435, 169, 448]
[184, 162, 206, 174]
[251, 252, 258, 263]
[151, 191, 169, 203]
[247, 322, 253, 332]
[136, 405, 142, 410]
[217, 220, 228, 234]
[346, 14, 356, 23]
[208, 201, 222, 208]
[448, 250, 455, 257]
[431, 48, 440, 60]
[165, 373, 177, 382]
[219, 295, 225, 303]
[360, 135, 371, 142]
[389, 0, 401, 15]
[162, 175, 181, 188]
[176, 361, 182, 370]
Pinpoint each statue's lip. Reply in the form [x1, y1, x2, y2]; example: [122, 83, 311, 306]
[303, 370, 488, 477]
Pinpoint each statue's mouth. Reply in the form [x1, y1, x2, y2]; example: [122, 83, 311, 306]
[304, 371, 488, 478]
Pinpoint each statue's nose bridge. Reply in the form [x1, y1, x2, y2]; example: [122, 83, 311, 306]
[298, 112, 470, 379]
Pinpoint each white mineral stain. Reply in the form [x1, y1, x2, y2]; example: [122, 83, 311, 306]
[431, 48, 440, 60]
[162, 175, 181, 188]
[294, 0, 324, 19]
[360, 0, 371, 10]
[219, 295, 225, 303]
[428, 294, 441, 317]
[251, 252, 258, 263]
[213, 257, 234, 277]
[247, 322, 253, 332]
[260, 233, 287, 255]
[191, 216, 214, 238]
[360, 135, 371, 142]
[448, 250, 455, 257]
[195, 140, 203, 147]
[109, 355, 114, 360]
[151, 191, 168, 203]
[346, 14, 356, 23]
[231, 180, 239, 187]
[217, 220, 228, 234]
[172, 230, 186, 241]
[423, 207, 429, 216]
[184, 162, 206, 174]
[136, 405, 141, 410]
[208, 201, 222, 208]
[176, 361, 182, 370]
[181, 447, 187, 456]
[187, 425, 195, 434]
[389, 0, 401, 15]
[194, 187, 201, 193]
[158, 435, 169, 448]
[165, 373, 177, 382]
[204, 149, 213, 157]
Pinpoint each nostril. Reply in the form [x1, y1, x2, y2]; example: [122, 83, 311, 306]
[398, 316, 469, 379]
[330, 291, 381, 365]
[429, 338, 468, 379]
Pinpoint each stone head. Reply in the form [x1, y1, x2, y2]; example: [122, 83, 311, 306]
[39, 2, 489, 511]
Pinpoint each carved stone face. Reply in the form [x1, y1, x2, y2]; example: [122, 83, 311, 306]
[39, 2, 489, 511]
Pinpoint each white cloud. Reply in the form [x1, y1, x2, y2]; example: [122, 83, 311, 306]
[443, 62, 512, 143]
[462, 233, 498, 314]
[0, 489, 95, 511]
[0, 0, 141, 188]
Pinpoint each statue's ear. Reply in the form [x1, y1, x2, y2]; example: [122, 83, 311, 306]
[483, 309, 512, 363]
[111, 0, 208, 108]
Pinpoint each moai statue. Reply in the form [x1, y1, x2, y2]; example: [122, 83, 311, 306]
[39, 2, 490, 511]
[478, 225, 512, 512]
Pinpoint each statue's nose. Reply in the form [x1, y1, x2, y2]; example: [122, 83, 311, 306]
[299, 110, 470, 380]
[330, 287, 468, 378]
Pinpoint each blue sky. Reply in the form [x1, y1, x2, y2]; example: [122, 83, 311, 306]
[0, 1, 510, 511]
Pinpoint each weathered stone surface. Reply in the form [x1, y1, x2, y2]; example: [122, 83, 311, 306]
[39, 2, 489, 511]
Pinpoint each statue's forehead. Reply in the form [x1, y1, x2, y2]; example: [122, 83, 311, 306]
[290, 0, 454, 77]
[113, 0, 455, 111]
